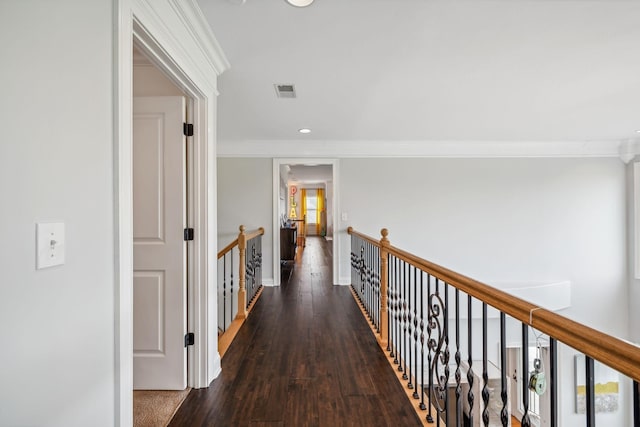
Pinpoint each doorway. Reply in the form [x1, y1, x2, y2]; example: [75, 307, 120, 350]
[132, 44, 192, 391]
[131, 43, 194, 425]
[273, 159, 340, 286]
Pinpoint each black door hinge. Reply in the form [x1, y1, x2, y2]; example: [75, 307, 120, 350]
[183, 122, 194, 137]
[184, 228, 194, 241]
[184, 332, 195, 347]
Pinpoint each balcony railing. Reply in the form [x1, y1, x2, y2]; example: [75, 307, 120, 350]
[348, 227, 640, 427]
[217, 225, 264, 357]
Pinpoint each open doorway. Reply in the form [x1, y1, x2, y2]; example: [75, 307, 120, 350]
[131, 43, 193, 424]
[273, 159, 339, 286]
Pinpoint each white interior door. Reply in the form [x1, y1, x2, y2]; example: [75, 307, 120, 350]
[133, 96, 187, 390]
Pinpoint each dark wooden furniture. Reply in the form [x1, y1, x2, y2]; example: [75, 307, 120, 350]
[280, 226, 297, 261]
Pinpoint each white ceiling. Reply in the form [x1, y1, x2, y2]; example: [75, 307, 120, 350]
[198, 0, 640, 145]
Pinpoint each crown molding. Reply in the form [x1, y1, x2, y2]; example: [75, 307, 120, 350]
[168, 0, 230, 75]
[217, 139, 624, 159]
[619, 139, 640, 163]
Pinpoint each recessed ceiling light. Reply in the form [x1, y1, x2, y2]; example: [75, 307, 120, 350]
[636, 129, 640, 134]
[298, 128, 312, 134]
[285, 0, 314, 7]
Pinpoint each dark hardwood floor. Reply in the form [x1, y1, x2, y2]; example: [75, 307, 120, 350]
[169, 236, 421, 426]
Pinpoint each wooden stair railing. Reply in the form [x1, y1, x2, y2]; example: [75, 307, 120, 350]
[217, 225, 265, 357]
[348, 226, 640, 427]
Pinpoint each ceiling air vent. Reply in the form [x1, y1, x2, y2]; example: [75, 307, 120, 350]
[274, 84, 296, 99]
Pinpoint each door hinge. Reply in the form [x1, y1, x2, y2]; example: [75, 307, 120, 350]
[184, 228, 194, 241]
[184, 332, 195, 347]
[183, 122, 194, 137]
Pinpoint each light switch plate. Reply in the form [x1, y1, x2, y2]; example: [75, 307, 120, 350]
[36, 222, 65, 269]
[341, 212, 348, 221]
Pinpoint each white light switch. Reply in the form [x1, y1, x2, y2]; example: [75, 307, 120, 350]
[341, 212, 348, 221]
[36, 222, 65, 269]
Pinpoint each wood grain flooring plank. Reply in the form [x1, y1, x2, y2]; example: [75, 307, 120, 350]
[168, 237, 420, 427]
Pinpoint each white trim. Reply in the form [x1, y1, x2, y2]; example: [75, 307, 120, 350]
[634, 162, 640, 279]
[338, 276, 351, 286]
[115, 1, 228, 425]
[272, 159, 340, 286]
[219, 139, 623, 159]
[262, 278, 275, 286]
[620, 139, 640, 164]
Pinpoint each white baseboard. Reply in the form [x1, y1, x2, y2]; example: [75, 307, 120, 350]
[337, 276, 351, 286]
[262, 278, 276, 287]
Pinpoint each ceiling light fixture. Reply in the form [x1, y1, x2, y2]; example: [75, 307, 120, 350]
[636, 129, 640, 134]
[285, 0, 314, 7]
[298, 128, 312, 134]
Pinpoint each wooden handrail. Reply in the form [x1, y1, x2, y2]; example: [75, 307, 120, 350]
[348, 227, 640, 383]
[218, 238, 239, 259]
[217, 227, 264, 260]
[347, 227, 381, 248]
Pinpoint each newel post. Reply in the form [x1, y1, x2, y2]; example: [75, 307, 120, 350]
[379, 228, 390, 348]
[237, 225, 248, 319]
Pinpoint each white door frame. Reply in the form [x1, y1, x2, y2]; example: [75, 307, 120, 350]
[115, 1, 229, 425]
[272, 158, 340, 286]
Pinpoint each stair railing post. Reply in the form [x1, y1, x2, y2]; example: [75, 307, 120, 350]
[380, 228, 390, 348]
[237, 225, 248, 319]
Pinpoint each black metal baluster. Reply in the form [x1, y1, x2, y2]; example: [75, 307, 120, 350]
[634, 380, 640, 427]
[500, 313, 508, 427]
[388, 254, 394, 355]
[443, 282, 450, 427]
[521, 324, 531, 427]
[230, 250, 234, 320]
[467, 295, 475, 427]
[413, 266, 419, 399]
[223, 253, 227, 331]
[407, 264, 414, 389]
[401, 261, 411, 380]
[482, 303, 489, 427]
[394, 257, 400, 365]
[427, 273, 434, 423]
[585, 356, 595, 427]
[455, 288, 462, 427]
[420, 270, 427, 410]
[399, 260, 406, 376]
[550, 338, 557, 427]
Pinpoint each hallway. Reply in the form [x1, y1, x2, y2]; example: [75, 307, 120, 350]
[169, 236, 420, 426]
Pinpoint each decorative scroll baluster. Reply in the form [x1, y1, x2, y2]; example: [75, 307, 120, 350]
[467, 295, 475, 427]
[500, 313, 508, 427]
[521, 324, 531, 427]
[443, 282, 450, 427]
[428, 278, 450, 426]
[413, 266, 419, 399]
[455, 288, 462, 427]
[482, 302, 489, 427]
[585, 356, 595, 427]
[550, 338, 558, 427]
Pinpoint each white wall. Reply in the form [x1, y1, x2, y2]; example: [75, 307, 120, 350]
[627, 160, 640, 344]
[217, 158, 273, 282]
[0, 1, 115, 426]
[339, 158, 627, 335]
